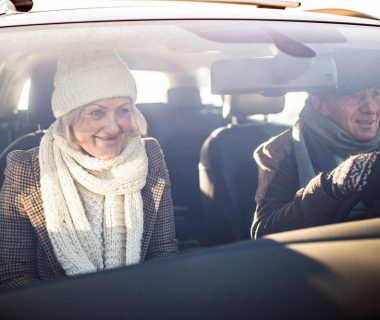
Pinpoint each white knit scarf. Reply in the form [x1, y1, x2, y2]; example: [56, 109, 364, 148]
[39, 121, 148, 276]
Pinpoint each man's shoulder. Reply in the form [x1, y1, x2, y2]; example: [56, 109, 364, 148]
[253, 128, 297, 179]
[255, 129, 294, 158]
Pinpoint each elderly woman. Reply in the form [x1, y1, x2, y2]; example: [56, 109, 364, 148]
[0, 51, 178, 289]
[251, 87, 380, 238]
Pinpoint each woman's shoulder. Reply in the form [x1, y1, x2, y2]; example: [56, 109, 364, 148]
[142, 137, 168, 179]
[143, 137, 165, 160]
[6, 147, 39, 171]
[143, 137, 161, 152]
[4, 147, 40, 191]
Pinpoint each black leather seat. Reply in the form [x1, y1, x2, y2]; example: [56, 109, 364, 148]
[153, 87, 224, 242]
[199, 94, 289, 245]
[0, 61, 56, 187]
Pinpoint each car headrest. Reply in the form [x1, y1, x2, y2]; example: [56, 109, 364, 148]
[224, 94, 285, 119]
[27, 60, 56, 128]
[167, 86, 202, 109]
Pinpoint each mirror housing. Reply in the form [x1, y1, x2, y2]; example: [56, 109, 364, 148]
[211, 55, 338, 95]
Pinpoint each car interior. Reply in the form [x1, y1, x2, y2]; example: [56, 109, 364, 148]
[0, 57, 291, 249]
[1, 2, 380, 318]
[1, 19, 380, 251]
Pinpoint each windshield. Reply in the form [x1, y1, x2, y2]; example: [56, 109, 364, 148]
[1, 18, 380, 242]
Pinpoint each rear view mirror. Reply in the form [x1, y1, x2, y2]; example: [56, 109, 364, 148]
[211, 55, 338, 95]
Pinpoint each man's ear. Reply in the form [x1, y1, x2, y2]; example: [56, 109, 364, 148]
[310, 95, 326, 113]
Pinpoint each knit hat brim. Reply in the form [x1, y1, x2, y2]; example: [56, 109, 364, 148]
[52, 51, 137, 119]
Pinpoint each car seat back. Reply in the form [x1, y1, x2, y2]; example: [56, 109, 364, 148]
[199, 94, 288, 245]
[148, 87, 224, 242]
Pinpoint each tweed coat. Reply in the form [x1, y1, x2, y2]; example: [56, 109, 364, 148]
[0, 138, 178, 289]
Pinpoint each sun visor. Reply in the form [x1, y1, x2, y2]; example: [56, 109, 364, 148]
[333, 50, 380, 96]
[211, 55, 338, 96]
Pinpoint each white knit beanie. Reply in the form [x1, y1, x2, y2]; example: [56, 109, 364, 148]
[52, 51, 137, 119]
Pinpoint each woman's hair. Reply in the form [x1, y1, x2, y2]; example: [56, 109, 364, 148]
[58, 98, 148, 149]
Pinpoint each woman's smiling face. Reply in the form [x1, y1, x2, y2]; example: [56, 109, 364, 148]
[72, 97, 132, 160]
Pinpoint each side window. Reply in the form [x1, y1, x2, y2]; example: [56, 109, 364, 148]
[132, 70, 170, 104]
[269, 92, 308, 125]
[17, 78, 31, 111]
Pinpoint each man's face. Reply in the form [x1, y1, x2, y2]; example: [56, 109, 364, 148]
[313, 87, 380, 141]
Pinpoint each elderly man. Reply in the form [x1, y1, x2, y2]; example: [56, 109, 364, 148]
[251, 87, 380, 239]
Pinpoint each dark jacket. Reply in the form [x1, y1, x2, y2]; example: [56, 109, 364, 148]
[251, 129, 369, 239]
[0, 138, 178, 289]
